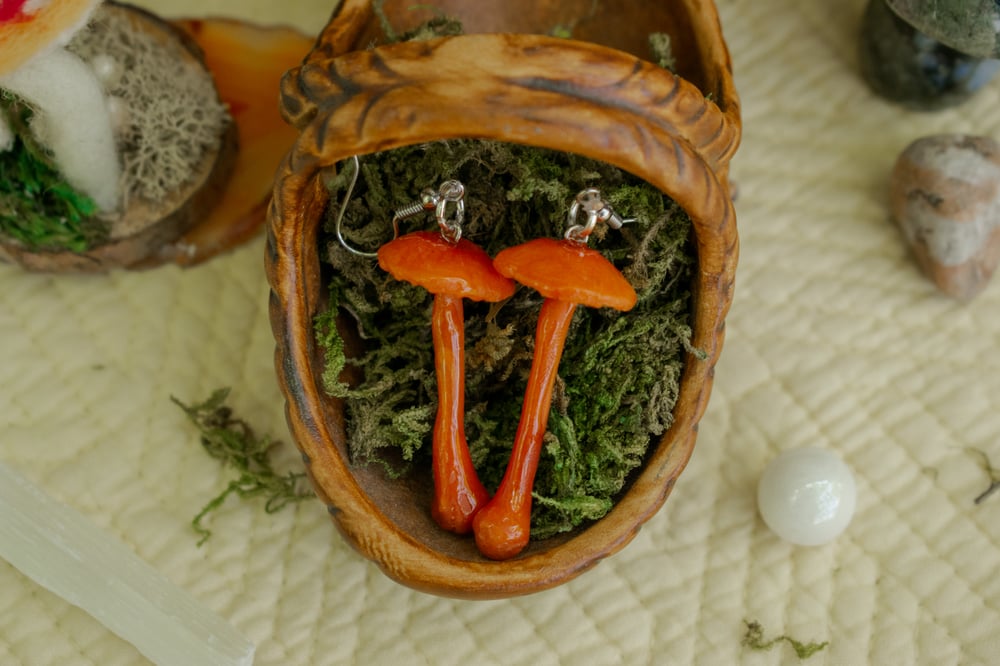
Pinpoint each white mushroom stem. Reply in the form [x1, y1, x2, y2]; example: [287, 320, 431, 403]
[0, 46, 121, 211]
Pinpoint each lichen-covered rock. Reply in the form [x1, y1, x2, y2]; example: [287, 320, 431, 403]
[890, 134, 1000, 300]
[886, 0, 1000, 58]
[859, 0, 1000, 110]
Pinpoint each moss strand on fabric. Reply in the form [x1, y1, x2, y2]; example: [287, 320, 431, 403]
[315, 139, 697, 539]
[172, 388, 314, 545]
[741, 620, 829, 660]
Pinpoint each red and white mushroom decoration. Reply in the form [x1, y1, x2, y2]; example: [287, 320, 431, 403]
[0, 0, 121, 211]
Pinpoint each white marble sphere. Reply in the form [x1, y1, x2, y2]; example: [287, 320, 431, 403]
[757, 447, 857, 546]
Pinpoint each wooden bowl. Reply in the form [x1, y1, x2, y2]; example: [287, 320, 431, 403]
[266, 0, 740, 599]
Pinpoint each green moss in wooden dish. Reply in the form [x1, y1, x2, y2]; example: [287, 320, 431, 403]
[314, 139, 699, 540]
[0, 94, 106, 252]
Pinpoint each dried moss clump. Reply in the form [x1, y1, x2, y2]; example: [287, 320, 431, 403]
[316, 140, 697, 539]
[172, 388, 314, 545]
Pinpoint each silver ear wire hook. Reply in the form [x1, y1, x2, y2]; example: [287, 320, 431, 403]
[564, 188, 635, 243]
[387, 178, 465, 243]
[333, 155, 378, 258]
[334, 156, 467, 255]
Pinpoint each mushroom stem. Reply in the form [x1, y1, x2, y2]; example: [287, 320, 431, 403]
[473, 297, 577, 560]
[430, 293, 490, 533]
[377, 230, 513, 534]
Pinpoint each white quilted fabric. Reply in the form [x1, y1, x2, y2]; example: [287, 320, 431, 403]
[2, 0, 1000, 664]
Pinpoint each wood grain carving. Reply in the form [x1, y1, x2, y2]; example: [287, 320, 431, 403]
[267, 0, 741, 598]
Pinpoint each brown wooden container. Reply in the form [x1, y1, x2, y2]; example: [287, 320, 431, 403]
[267, 0, 740, 598]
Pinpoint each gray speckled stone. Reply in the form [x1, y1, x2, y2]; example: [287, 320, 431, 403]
[890, 134, 1000, 300]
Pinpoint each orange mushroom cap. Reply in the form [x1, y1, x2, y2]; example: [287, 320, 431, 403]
[377, 230, 515, 302]
[493, 237, 637, 311]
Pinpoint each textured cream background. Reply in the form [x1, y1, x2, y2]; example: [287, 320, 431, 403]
[2, 0, 1000, 664]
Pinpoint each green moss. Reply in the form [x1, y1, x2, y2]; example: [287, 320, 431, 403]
[0, 93, 107, 252]
[315, 138, 696, 539]
[373, 0, 463, 43]
[649, 32, 677, 71]
[172, 388, 314, 545]
[742, 620, 829, 660]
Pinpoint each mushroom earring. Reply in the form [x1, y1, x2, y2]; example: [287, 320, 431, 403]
[371, 178, 516, 534]
[472, 189, 638, 560]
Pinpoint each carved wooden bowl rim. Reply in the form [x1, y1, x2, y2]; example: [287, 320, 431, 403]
[266, 26, 739, 598]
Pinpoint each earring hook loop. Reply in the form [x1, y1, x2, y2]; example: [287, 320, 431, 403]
[564, 188, 635, 244]
[434, 179, 465, 243]
[333, 155, 380, 258]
